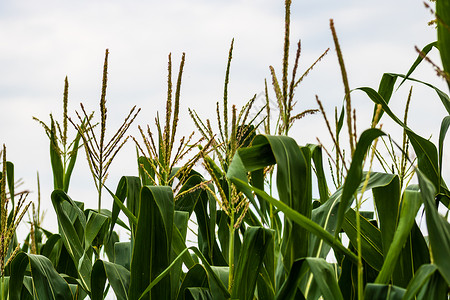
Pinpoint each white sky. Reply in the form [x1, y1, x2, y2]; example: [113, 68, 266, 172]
[1, 0, 449, 233]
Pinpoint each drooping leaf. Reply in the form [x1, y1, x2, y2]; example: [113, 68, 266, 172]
[9, 253, 74, 300]
[85, 210, 109, 252]
[229, 177, 358, 263]
[397, 42, 439, 89]
[227, 135, 311, 267]
[92, 260, 130, 300]
[110, 176, 141, 236]
[176, 264, 209, 300]
[358, 86, 449, 206]
[51, 190, 91, 291]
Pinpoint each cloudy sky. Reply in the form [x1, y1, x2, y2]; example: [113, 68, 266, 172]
[1, 0, 448, 232]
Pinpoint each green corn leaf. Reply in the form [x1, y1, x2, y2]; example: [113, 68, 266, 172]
[114, 242, 131, 271]
[110, 176, 141, 236]
[438, 116, 450, 187]
[138, 156, 155, 186]
[310, 172, 396, 260]
[85, 210, 109, 252]
[171, 211, 190, 297]
[175, 173, 204, 215]
[414, 271, 449, 299]
[364, 284, 405, 300]
[172, 223, 196, 269]
[194, 185, 228, 266]
[51, 190, 91, 291]
[302, 258, 343, 300]
[104, 184, 138, 229]
[63, 130, 82, 193]
[342, 209, 384, 271]
[397, 42, 439, 89]
[129, 186, 174, 300]
[372, 175, 401, 255]
[184, 288, 212, 299]
[336, 128, 385, 237]
[176, 264, 209, 300]
[357, 87, 449, 207]
[229, 177, 358, 263]
[137, 247, 230, 300]
[381, 74, 450, 115]
[40, 233, 61, 261]
[9, 253, 74, 300]
[308, 144, 329, 203]
[416, 169, 450, 285]
[50, 121, 64, 190]
[91, 260, 130, 300]
[227, 135, 311, 266]
[375, 185, 423, 284]
[231, 226, 274, 300]
[437, 0, 450, 90]
[372, 73, 397, 125]
[403, 264, 438, 300]
[275, 259, 306, 300]
[9, 252, 29, 300]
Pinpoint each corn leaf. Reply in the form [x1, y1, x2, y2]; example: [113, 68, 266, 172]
[336, 128, 385, 237]
[9, 252, 73, 300]
[231, 226, 274, 300]
[129, 186, 174, 299]
[437, 0, 450, 90]
[364, 284, 405, 300]
[375, 185, 422, 284]
[416, 169, 450, 285]
[91, 260, 130, 300]
[403, 264, 438, 300]
[342, 209, 384, 271]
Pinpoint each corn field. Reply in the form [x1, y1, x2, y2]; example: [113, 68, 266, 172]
[0, 0, 449, 299]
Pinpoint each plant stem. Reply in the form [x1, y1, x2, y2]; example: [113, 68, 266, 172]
[228, 208, 235, 293]
[355, 192, 363, 300]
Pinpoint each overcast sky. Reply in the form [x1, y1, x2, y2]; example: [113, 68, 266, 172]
[1, 0, 448, 232]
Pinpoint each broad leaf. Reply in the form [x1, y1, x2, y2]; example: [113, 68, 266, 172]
[129, 186, 174, 299]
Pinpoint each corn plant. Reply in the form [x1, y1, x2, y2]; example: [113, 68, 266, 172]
[2, 0, 450, 299]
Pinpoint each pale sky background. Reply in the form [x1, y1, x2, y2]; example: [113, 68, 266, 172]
[1, 0, 449, 235]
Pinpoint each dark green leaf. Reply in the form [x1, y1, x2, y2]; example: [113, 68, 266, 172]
[231, 226, 274, 300]
[336, 128, 385, 237]
[417, 170, 450, 285]
[375, 185, 422, 284]
[342, 209, 384, 271]
[364, 284, 405, 300]
[403, 264, 438, 300]
[129, 186, 174, 300]
[437, 0, 450, 90]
